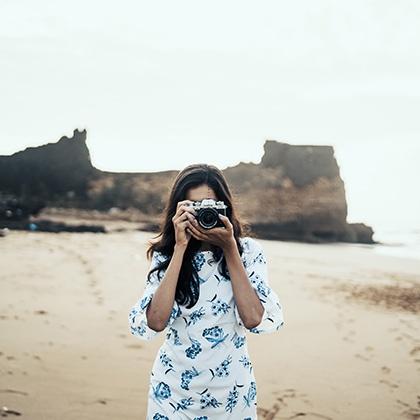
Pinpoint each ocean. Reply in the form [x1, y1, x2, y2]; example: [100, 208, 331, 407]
[371, 225, 420, 262]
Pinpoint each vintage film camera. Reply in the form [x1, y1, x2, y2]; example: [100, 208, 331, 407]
[186, 198, 228, 229]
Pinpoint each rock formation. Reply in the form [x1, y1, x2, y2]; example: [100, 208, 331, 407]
[0, 129, 375, 243]
[0, 129, 98, 203]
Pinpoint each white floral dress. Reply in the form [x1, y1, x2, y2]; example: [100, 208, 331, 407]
[128, 236, 285, 420]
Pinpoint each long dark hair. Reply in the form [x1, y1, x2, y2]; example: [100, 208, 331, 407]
[146, 163, 251, 309]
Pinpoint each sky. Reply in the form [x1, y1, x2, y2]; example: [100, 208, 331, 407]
[1, 0, 419, 232]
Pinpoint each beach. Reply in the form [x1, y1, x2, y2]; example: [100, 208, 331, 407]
[0, 229, 419, 420]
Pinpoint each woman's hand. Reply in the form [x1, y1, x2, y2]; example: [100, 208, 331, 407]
[172, 200, 196, 247]
[184, 213, 236, 251]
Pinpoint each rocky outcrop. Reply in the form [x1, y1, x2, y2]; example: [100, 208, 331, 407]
[222, 141, 368, 243]
[0, 129, 98, 204]
[0, 129, 375, 243]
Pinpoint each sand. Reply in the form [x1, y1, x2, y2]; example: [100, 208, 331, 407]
[0, 229, 419, 420]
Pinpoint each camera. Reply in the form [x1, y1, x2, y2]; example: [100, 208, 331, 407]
[186, 198, 228, 229]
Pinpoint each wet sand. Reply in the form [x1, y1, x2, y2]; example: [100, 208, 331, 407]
[0, 230, 419, 419]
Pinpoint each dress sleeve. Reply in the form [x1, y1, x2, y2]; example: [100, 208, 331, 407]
[234, 237, 285, 334]
[128, 250, 181, 341]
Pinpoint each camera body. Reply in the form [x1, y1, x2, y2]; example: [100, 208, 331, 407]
[186, 198, 228, 229]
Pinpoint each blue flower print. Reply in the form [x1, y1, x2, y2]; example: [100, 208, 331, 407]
[139, 293, 153, 310]
[152, 381, 171, 404]
[243, 381, 257, 407]
[166, 327, 182, 346]
[253, 250, 266, 265]
[187, 306, 206, 326]
[230, 332, 246, 349]
[209, 354, 232, 379]
[256, 278, 270, 298]
[168, 305, 182, 324]
[129, 317, 148, 337]
[193, 253, 206, 271]
[169, 396, 194, 412]
[159, 350, 175, 374]
[193, 417, 208, 420]
[180, 366, 201, 390]
[207, 296, 231, 316]
[197, 388, 222, 409]
[202, 326, 229, 348]
[185, 337, 202, 359]
[239, 355, 253, 372]
[248, 271, 270, 299]
[225, 382, 243, 413]
[152, 413, 169, 420]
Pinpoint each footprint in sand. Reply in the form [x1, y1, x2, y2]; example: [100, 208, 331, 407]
[0, 406, 23, 416]
[396, 398, 420, 419]
[381, 366, 391, 374]
[126, 343, 143, 350]
[401, 332, 419, 344]
[409, 346, 420, 363]
[34, 309, 48, 315]
[379, 378, 399, 390]
[354, 353, 370, 361]
[258, 403, 333, 420]
[399, 317, 417, 331]
[258, 389, 328, 420]
[355, 345, 375, 361]
[0, 388, 29, 396]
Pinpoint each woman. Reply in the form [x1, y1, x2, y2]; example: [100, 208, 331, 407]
[128, 163, 285, 420]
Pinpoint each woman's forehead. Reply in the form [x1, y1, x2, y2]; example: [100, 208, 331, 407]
[186, 184, 217, 201]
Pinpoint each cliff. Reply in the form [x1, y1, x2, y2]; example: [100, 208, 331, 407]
[223, 142, 372, 243]
[0, 129, 374, 243]
[0, 129, 98, 202]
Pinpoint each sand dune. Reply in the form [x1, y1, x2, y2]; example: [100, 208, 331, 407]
[0, 230, 419, 419]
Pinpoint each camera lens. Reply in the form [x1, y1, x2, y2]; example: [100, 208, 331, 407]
[198, 208, 218, 229]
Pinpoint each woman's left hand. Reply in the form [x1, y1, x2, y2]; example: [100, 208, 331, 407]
[185, 213, 235, 251]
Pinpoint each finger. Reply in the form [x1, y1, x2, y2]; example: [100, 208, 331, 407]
[188, 228, 200, 240]
[176, 200, 194, 210]
[173, 211, 191, 226]
[218, 214, 232, 228]
[183, 211, 203, 230]
[186, 221, 207, 240]
[185, 213, 209, 234]
[179, 220, 190, 231]
[179, 205, 197, 216]
[189, 226, 207, 242]
[187, 221, 207, 239]
[176, 201, 195, 218]
[173, 204, 196, 223]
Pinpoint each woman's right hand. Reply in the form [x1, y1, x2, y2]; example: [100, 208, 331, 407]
[172, 200, 197, 247]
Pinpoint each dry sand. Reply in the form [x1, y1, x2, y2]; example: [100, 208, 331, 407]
[0, 229, 419, 419]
